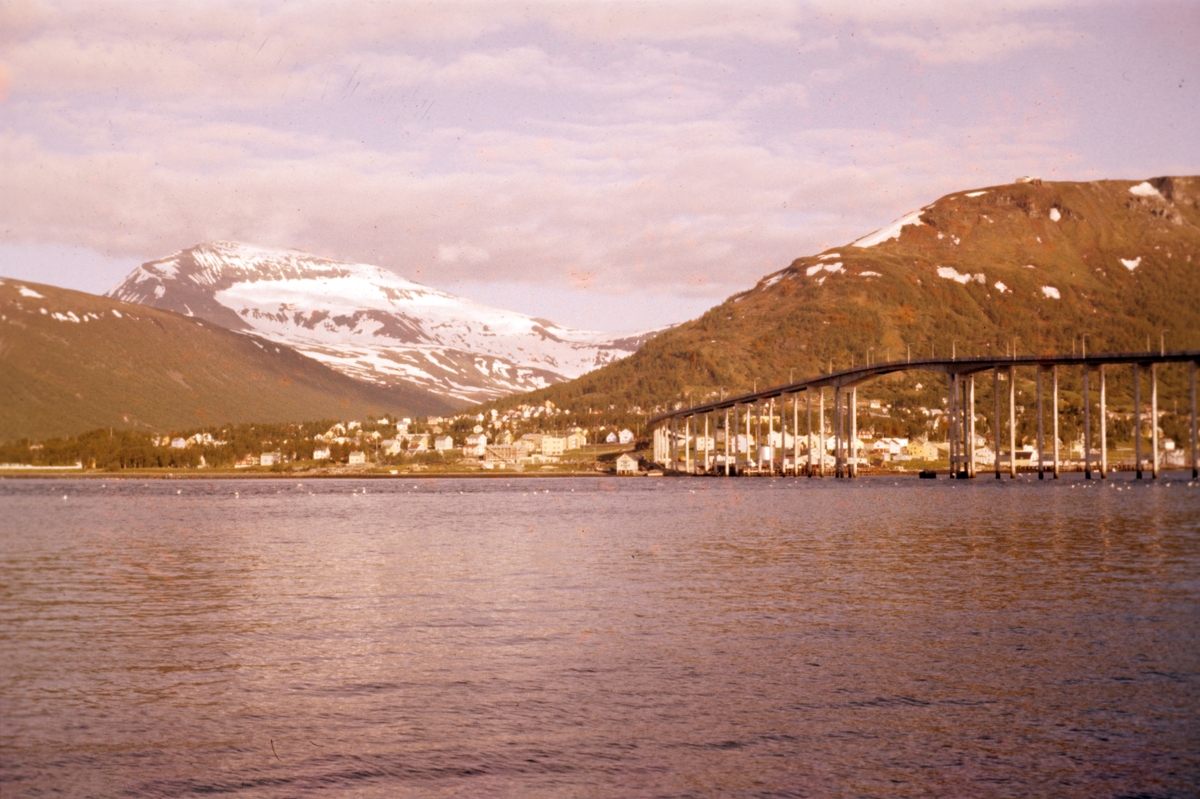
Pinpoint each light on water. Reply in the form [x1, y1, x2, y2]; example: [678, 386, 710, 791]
[1, 475, 1198, 797]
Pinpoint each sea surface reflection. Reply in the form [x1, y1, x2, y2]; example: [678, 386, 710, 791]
[1, 475, 1198, 797]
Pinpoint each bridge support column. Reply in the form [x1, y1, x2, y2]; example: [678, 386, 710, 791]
[768, 398, 776, 475]
[670, 417, 678, 473]
[1053, 365, 1060, 479]
[734, 405, 741, 475]
[850, 386, 858, 477]
[756, 401, 763, 474]
[949, 374, 958, 477]
[793, 393, 800, 476]
[725, 408, 731, 476]
[968, 375, 977, 477]
[685, 416, 692, 475]
[994, 367, 1002, 479]
[1037, 367, 1045, 479]
[807, 389, 814, 477]
[739, 405, 748, 472]
[1083, 366, 1091, 479]
[1192, 361, 1198, 480]
[1009, 365, 1017, 479]
[1135, 364, 1142, 478]
[703, 413, 710, 474]
[1152, 364, 1159, 479]
[834, 386, 843, 478]
[818, 388, 825, 477]
[1099, 365, 1107, 478]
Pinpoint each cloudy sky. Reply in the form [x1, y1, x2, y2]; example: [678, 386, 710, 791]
[1, 1, 1196, 331]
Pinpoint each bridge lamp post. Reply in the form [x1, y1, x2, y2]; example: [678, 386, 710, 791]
[1080, 334, 1088, 358]
[951, 341, 959, 361]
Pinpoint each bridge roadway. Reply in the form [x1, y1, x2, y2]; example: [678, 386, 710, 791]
[648, 350, 1200, 481]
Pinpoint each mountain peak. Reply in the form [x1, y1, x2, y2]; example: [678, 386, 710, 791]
[109, 243, 660, 403]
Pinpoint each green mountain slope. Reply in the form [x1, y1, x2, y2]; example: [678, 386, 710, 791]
[0, 279, 457, 442]
[487, 176, 1200, 415]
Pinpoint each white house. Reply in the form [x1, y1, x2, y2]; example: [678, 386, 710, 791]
[541, 436, 566, 456]
[605, 431, 618, 444]
[463, 432, 488, 457]
[434, 435, 454, 452]
[312, 447, 331, 460]
[616, 452, 640, 475]
[260, 452, 281, 466]
[618, 429, 635, 444]
[170, 438, 187, 449]
[380, 439, 403, 456]
[348, 451, 367, 465]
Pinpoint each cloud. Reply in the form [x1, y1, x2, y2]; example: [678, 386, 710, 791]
[438, 243, 490, 264]
[0, 0, 1193, 332]
[863, 22, 1081, 64]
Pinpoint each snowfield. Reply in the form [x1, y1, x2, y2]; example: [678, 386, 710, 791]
[852, 210, 925, 248]
[109, 242, 662, 403]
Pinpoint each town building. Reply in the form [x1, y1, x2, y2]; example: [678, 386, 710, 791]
[463, 433, 488, 457]
[616, 453, 640, 475]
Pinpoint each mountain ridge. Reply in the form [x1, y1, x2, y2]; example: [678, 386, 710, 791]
[108, 241, 663, 403]
[0, 278, 455, 442]
[480, 175, 1200, 417]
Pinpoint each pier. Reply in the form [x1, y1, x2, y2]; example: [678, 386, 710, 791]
[649, 350, 1200, 480]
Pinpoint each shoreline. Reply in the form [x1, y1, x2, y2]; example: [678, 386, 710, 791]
[0, 469, 617, 480]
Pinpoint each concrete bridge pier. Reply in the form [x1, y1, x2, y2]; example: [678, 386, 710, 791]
[703, 413, 710, 474]
[1009, 365, 1017, 479]
[832, 387, 841, 477]
[1134, 365, 1142, 478]
[1099, 365, 1107, 479]
[948, 374, 958, 477]
[993, 367, 1001, 479]
[729, 405, 739, 472]
[768, 398, 776, 476]
[1192, 361, 1198, 480]
[806, 390, 814, 477]
[1037, 367, 1045, 479]
[850, 386, 858, 478]
[1148, 365, 1158, 477]
[1053, 366, 1061, 478]
[968, 375, 977, 477]
[788, 393, 795, 476]
[818, 388, 826, 477]
[1084, 367, 1094, 479]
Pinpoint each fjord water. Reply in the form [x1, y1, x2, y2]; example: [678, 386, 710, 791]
[1, 476, 1197, 798]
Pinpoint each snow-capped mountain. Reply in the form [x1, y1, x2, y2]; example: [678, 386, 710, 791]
[107, 242, 661, 403]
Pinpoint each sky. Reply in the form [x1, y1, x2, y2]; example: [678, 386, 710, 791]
[1, 1, 1197, 332]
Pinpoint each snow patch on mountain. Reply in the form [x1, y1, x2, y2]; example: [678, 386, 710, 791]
[1129, 182, 1162, 199]
[108, 241, 662, 404]
[936, 266, 984, 285]
[852, 210, 925, 248]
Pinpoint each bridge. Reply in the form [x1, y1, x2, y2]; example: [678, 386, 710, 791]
[648, 350, 1200, 480]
